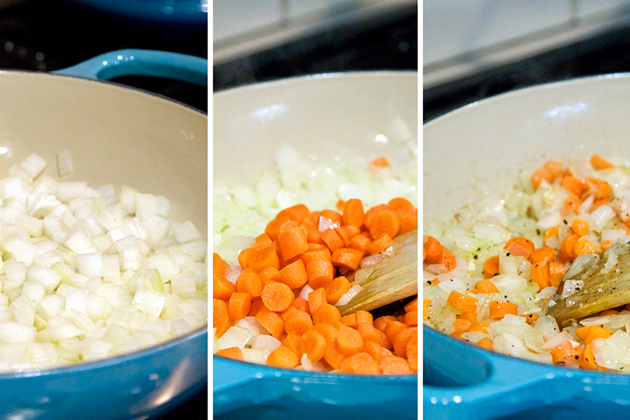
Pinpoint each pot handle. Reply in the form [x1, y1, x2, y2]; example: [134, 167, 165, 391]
[53, 49, 207, 86]
[423, 326, 578, 420]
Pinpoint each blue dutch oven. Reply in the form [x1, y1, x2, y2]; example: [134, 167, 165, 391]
[0, 49, 207, 419]
[213, 72, 419, 420]
[423, 74, 630, 419]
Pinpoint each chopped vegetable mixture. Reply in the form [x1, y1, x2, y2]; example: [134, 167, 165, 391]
[424, 154, 630, 371]
[213, 151, 418, 375]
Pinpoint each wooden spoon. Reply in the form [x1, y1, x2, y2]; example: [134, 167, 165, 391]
[548, 241, 630, 327]
[336, 230, 418, 316]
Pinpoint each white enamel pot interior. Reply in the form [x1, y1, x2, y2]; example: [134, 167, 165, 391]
[0, 72, 207, 235]
[424, 73, 630, 223]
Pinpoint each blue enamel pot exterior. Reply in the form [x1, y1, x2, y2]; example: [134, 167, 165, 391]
[0, 50, 208, 419]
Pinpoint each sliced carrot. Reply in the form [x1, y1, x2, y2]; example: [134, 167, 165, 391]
[238, 247, 252, 270]
[320, 209, 343, 226]
[280, 305, 298, 321]
[563, 194, 580, 216]
[356, 323, 380, 342]
[472, 278, 500, 294]
[489, 300, 518, 319]
[308, 287, 327, 315]
[365, 234, 393, 256]
[579, 344, 599, 370]
[336, 325, 364, 356]
[255, 232, 273, 246]
[423, 236, 443, 263]
[504, 237, 535, 260]
[213, 253, 227, 276]
[213, 298, 231, 338]
[285, 310, 314, 335]
[300, 248, 332, 267]
[314, 322, 339, 345]
[530, 247, 555, 264]
[340, 312, 357, 328]
[258, 266, 281, 288]
[228, 292, 252, 320]
[531, 167, 552, 190]
[367, 209, 400, 241]
[323, 340, 346, 370]
[349, 234, 371, 252]
[277, 226, 309, 261]
[406, 334, 418, 372]
[277, 204, 311, 222]
[575, 236, 596, 256]
[549, 262, 564, 287]
[379, 355, 412, 375]
[266, 346, 299, 369]
[313, 303, 342, 326]
[291, 298, 310, 314]
[265, 213, 291, 241]
[331, 248, 364, 271]
[305, 259, 334, 290]
[561, 176, 584, 197]
[544, 226, 559, 246]
[544, 160, 564, 181]
[279, 259, 308, 289]
[482, 256, 500, 278]
[215, 347, 244, 361]
[356, 310, 373, 325]
[371, 157, 390, 168]
[404, 298, 418, 313]
[281, 332, 302, 356]
[384, 320, 408, 344]
[236, 268, 263, 297]
[451, 318, 471, 335]
[446, 291, 478, 313]
[521, 313, 540, 325]
[254, 305, 285, 340]
[300, 330, 326, 362]
[213, 273, 236, 301]
[325, 276, 351, 305]
[476, 337, 493, 351]
[584, 326, 613, 345]
[393, 327, 416, 359]
[530, 261, 550, 290]
[363, 340, 383, 364]
[469, 321, 490, 334]
[591, 154, 615, 170]
[248, 298, 264, 316]
[558, 233, 579, 262]
[342, 198, 365, 228]
[571, 219, 590, 236]
[261, 281, 294, 312]
[374, 315, 398, 333]
[247, 243, 280, 272]
[387, 197, 415, 214]
[321, 228, 345, 252]
[585, 178, 611, 200]
[340, 352, 378, 375]
[395, 211, 418, 235]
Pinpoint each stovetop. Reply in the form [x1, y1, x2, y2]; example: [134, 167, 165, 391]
[0, 1, 207, 419]
[213, 3, 417, 92]
[0, 0, 207, 113]
[424, 23, 630, 122]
